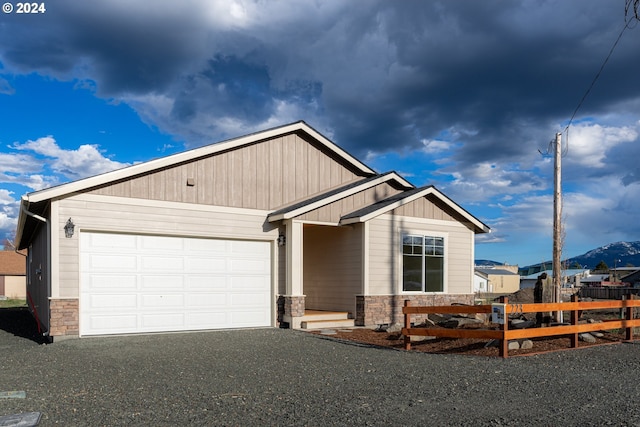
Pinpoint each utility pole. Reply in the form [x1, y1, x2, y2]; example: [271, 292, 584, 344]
[553, 132, 563, 322]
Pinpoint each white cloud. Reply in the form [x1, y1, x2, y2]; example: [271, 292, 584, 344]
[12, 136, 129, 180]
[564, 123, 638, 168]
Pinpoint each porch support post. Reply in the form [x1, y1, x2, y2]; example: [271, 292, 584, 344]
[286, 219, 303, 296]
[282, 219, 305, 328]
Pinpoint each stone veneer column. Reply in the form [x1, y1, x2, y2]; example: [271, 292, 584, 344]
[278, 295, 306, 329]
[49, 298, 79, 337]
[356, 294, 475, 326]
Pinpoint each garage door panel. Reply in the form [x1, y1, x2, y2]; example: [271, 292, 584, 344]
[187, 311, 228, 327]
[230, 240, 269, 256]
[88, 233, 137, 249]
[140, 235, 185, 252]
[141, 275, 185, 290]
[88, 294, 138, 309]
[186, 257, 226, 272]
[186, 276, 227, 290]
[230, 310, 270, 326]
[230, 276, 270, 290]
[229, 259, 269, 274]
[141, 313, 185, 329]
[185, 293, 226, 307]
[186, 238, 227, 253]
[230, 292, 270, 307]
[80, 232, 272, 336]
[84, 274, 137, 290]
[89, 315, 138, 332]
[84, 254, 138, 271]
[141, 294, 185, 308]
[141, 255, 185, 271]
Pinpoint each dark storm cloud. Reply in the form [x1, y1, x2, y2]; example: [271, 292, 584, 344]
[1, 0, 638, 165]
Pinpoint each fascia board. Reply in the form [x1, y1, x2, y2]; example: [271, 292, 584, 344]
[25, 121, 375, 204]
[269, 173, 412, 221]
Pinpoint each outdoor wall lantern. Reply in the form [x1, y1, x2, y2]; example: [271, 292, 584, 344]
[277, 233, 286, 247]
[64, 218, 75, 238]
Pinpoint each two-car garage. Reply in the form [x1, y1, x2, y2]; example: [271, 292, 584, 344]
[79, 232, 272, 336]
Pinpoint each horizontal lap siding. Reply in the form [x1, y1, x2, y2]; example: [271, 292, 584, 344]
[89, 134, 363, 211]
[368, 214, 474, 295]
[55, 195, 278, 299]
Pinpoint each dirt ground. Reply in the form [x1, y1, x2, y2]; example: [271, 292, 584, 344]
[310, 289, 631, 357]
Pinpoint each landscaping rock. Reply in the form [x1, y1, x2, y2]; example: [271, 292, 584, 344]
[428, 313, 452, 323]
[508, 340, 520, 350]
[385, 323, 403, 334]
[519, 340, 534, 350]
[591, 331, 604, 338]
[579, 333, 597, 343]
[510, 319, 535, 329]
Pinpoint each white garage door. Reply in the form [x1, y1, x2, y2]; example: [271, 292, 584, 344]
[80, 232, 272, 336]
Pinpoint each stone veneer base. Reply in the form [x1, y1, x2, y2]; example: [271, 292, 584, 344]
[355, 294, 475, 326]
[49, 298, 79, 337]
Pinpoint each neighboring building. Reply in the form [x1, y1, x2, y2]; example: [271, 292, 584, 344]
[475, 265, 520, 294]
[14, 121, 489, 340]
[520, 269, 590, 289]
[0, 251, 26, 299]
[474, 270, 490, 293]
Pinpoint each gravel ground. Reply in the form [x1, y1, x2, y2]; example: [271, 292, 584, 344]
[2, 307, 640, 426]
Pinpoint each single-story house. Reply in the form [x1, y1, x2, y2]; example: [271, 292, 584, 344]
[0, 250, 27, 299]
[14, 121, 489, 340]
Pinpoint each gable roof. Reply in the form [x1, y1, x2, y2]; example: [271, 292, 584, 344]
[340, 185, 490, 233]
[22, 121, 375, 205]
[15, 121, 376, 249]
[0, 251, 26, 275]
[267, 171, 412, 222]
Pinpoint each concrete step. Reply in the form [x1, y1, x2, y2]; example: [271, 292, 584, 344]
[302, 311, 350, 322]
[301, 318, 355, 329]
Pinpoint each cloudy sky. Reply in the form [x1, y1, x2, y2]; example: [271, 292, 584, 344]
[1, 0, 639, 267]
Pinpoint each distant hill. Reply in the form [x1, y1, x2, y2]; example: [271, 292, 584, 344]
[474, 259, 504, 267]
[516, 241, 640, 275]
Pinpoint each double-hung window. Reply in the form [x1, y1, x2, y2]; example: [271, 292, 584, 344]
[402, 234, 444, 292]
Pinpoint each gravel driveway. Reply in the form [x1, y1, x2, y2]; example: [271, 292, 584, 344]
[1, 307, 640, 426]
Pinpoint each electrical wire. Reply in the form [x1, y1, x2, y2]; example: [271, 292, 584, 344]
[558, 13, 637, 157]
[563, 20, 633, 134]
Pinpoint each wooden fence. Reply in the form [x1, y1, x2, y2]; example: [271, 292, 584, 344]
[402, 295, 640, 358]
[579, 287, 640, 300]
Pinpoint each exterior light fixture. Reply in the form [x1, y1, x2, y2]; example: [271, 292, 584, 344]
[277, 233, 286, 247]
[64, 218, 75, 238]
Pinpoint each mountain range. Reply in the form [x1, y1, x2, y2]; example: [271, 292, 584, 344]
[477, 241, 640, 272]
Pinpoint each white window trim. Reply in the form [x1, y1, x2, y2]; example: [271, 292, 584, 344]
[399, 230, 448, 294]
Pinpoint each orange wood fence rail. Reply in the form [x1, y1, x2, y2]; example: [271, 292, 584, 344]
[402, 295, 640, 358]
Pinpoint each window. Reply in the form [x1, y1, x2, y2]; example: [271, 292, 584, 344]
[402, 234, 444, 292]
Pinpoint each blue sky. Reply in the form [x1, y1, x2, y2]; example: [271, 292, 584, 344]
[1, 0, 640, 267]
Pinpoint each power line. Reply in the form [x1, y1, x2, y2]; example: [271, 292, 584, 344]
[564, 19, 633, 133]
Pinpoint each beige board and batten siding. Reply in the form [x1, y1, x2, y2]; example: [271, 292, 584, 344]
[88, 134, 365, 210]
[53, 193, 279, 299]
[297, 183, 404, 223]
[367, 213, 475, 296]
[303, 224, 363, 314]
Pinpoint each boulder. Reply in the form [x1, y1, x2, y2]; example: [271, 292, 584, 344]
[508, 340, 520, 350]
[579, 333, 597, 343]
[385, 323, 403, 334]
[519, 340, 534, 350]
